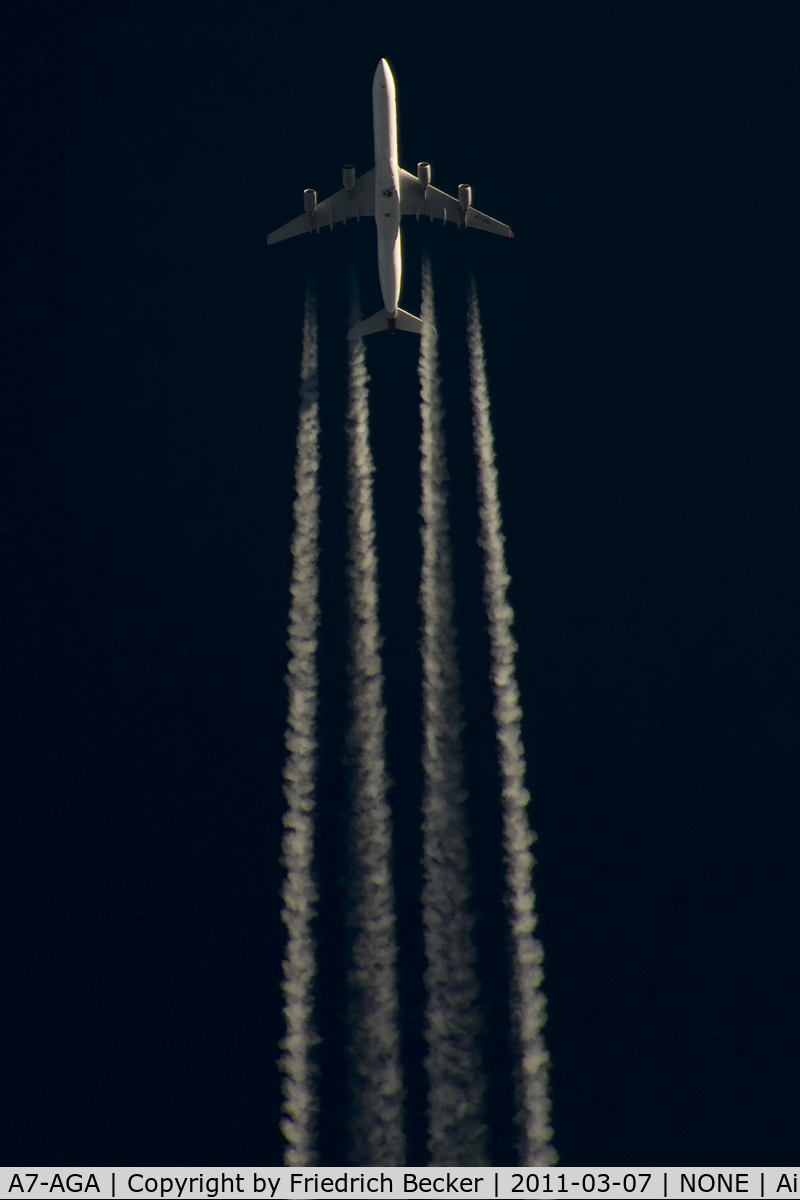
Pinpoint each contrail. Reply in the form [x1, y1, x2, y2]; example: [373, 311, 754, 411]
[466, 280, 556, 1166]
[345, 292, 406, 1166]
[418, 258, 488, 1167]
[279, 291, 322, 1167]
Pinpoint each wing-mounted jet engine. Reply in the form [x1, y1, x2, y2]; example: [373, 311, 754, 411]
[267, 60, 514, 337]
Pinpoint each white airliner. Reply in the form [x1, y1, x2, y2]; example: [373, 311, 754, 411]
[267, 59, 513, 339]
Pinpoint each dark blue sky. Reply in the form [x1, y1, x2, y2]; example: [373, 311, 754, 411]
[2, 1, 798, 1168]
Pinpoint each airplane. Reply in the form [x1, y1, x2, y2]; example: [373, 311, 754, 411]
[267, 59, 513, 340]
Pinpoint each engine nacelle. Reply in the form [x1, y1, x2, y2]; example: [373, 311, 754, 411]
[342, 164, 356, 191]
[417, 161, 431, 192]
[458, 184, 472, 211]
[303, 188, 317, 214]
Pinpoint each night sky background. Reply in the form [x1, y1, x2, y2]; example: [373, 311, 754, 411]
[3, 1, 798, 1170]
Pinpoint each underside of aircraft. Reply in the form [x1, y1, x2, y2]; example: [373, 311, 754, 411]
[267, 60, 513, 338]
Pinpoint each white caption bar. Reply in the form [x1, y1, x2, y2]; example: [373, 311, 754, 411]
[1, 1168, 798, 1200]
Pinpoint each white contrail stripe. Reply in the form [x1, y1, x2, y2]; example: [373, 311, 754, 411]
[466, 281, 556, 1166]
[418, 259, 488, 1167]
[346, 299, 406, 1166]
[279, 292, 322, 1167]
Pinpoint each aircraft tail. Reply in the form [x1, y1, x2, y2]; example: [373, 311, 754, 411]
[347, 307, 423, 340]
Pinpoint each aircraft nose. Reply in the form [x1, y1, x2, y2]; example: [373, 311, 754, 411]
[375, 58, 393, 87]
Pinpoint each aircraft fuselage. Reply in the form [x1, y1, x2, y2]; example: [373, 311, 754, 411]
[372, 60, 401, 319]
[266, 58, 513, 339]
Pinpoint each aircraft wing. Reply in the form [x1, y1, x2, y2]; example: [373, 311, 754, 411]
[267, 169, 375, 244]
[399, 168, 513, 237]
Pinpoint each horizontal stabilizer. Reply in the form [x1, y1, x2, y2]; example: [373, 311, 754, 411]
[347, 307, 423, 340]
[394, 308, 424, 334]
